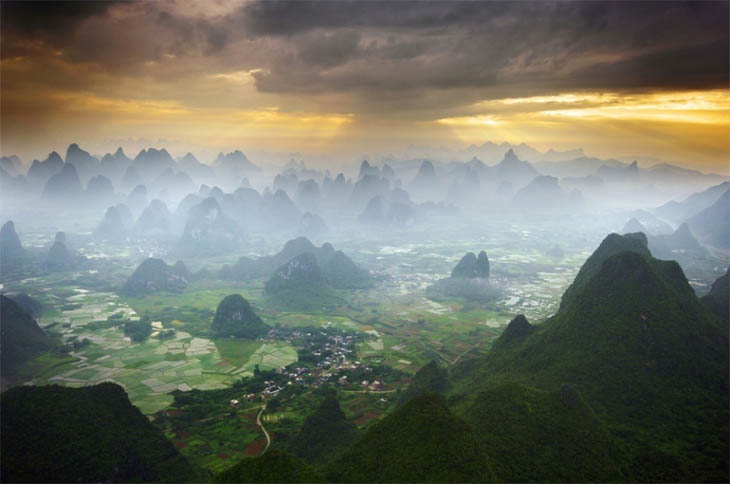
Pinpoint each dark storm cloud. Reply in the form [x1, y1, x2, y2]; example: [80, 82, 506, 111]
[0, 0, 118, 35]
[1, 0, 727, 106]
[241, 1, 729, 97]
[1, 0, 227, 66]
[570, 39, 730, 92]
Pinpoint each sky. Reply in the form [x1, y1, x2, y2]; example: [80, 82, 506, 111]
[1, 0, 728, 171]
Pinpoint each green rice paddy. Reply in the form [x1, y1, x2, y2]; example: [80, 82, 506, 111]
[27, 290, 297, 414]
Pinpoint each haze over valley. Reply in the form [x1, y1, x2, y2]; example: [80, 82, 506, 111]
[1, 1, 728, 483]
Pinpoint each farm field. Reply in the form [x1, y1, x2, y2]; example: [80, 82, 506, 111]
[20, 288, 296, 414]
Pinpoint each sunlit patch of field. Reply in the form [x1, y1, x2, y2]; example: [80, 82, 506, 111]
[231, 342, 298, 376]
[21, 288, 295, 414]
[266, 312, 359, 331]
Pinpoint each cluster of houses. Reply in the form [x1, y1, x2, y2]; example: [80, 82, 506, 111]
[224, 327, 392, 409]
[360, 379, 385, 391]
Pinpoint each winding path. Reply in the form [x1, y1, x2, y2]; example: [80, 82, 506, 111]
[256, 404, 271, 455]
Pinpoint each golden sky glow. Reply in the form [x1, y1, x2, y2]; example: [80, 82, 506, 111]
[434, 90, 730, 169]
[1, 1, 728, 171]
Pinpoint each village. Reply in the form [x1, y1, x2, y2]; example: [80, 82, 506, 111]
[228, 326, 395, 407]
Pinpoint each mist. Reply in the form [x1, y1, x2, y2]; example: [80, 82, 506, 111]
[2, 1, 729, 483]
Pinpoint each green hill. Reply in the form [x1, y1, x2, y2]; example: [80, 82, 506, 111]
[428, 250, 497, 302]
[211, 294, 268, 339]
[289, 394, 360, 466]
[263, 252, 345, 311]
[222, 237, 372, 290]
[0, 220, 25, 277]
[121, 258, 190, 296]
[451, 251, 490, 278]
[701, 268, 729, 326]
[4, 292, 43, 317]
[559, 232, 650, 309]
[492, 314, 534, 347]
[462, 382, 624, 482]
[1, 383, 201, 483]
[0, 295, 51, 380]
[265, 252, 326, 294]
[452, 234, 728, 482]
[325, 393, 496, 483]
[215, 450, 323, 483]
[397, 360, 448, 406]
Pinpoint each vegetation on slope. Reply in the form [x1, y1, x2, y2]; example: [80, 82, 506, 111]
[463, 382, 624, 482]
[211, 294, 268, 339]
[397, 360, 448, 406]
[559, 232, 650, 309]
[121, 258, 190, 295]
[701, 268, 729, 325]
[452, 240, 728, 482]
[0, 295, 51, 379]
[222, 237, 372, 289]
[325, 393, 496, 483]
[289, 394, 360, 466]
[1, 383, 201, 483]
[215, 450, 323, 483]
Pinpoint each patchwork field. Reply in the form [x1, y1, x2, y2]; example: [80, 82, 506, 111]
[22, 289, 296, 414]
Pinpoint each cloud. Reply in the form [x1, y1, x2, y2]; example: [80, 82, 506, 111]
[243, 1, 729, 100]
[1, 0, 728, 169]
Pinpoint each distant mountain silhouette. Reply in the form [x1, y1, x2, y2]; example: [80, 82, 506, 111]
[213, 150, 259, 182]
[350, 174, 390, 210]
[686, 189, 729, 250]
[134, 200, 172, 237]
[493, 149, 539, 187]
[428, 249, 500, 302]
[85, 174, 115, 202]
[0, 295, 51, 380]
[133, 148, 176, 182]
[259, 189, 301, 231]
[654, 181, 729, 224]
[26, 151, 63, 187]
[512, 175, 578, 212]
[451, 251, 490, 278]
[596, 159, 639, 182]
[127, 184, 148, 215]
[0, 220, 25, 277]
[621, 217, 646, 234]
[42, 163, 83, 200]
[177, 152, 214, 180]
[45, 232, 84, 272]
[298, 212, 328, 237]
[64, 143, 98, 182]
[4, 292, 43, 317]
[99, 147, 132, 182]
[122, 165, 144, 190]
[121, 258, 190, 295]
[178, 197, 240, 255]
[95, 206, 127, 240]
[648, 222, 708, 260]
[265, 252, 326, 294]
